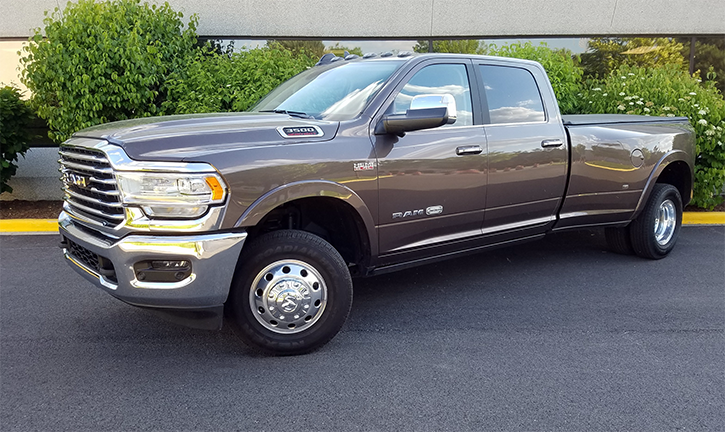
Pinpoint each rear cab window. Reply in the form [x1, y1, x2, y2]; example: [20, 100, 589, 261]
[479, 65, 546, 125]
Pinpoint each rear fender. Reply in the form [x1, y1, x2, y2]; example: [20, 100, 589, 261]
[632, 150, 692, 219]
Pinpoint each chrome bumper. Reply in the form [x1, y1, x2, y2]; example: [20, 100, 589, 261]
[58, 211, 247, 309]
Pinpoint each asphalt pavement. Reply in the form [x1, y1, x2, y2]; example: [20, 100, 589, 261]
[1, 227, 723, 431]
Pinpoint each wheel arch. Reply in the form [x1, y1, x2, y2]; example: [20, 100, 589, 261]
[235, 180, 377, 273]
[633, 151, 693, 218]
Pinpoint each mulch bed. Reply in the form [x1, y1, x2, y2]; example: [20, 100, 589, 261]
[0, 199, 722, 220]
[0, 200, 64, 219]
[685, 203, 725, 212]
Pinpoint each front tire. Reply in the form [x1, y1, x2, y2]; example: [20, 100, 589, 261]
[629, 183, 682, 260]
[228, 230, 353, 355]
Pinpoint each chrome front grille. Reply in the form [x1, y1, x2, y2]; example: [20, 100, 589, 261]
[59, 145, 125, 227]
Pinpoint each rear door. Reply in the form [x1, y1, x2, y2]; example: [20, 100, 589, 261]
[373, 60, 488, 260]
[474, 61, 569, 235]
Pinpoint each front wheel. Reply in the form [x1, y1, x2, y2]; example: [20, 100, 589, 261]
[227, 230, 353, 355]
[629, 183, 683, 260]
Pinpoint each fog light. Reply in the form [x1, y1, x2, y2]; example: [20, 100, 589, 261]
[134, 260, 192, 283]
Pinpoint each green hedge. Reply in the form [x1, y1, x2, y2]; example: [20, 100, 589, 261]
[0, 86, 35, 193]
[579, 65, 725, 209]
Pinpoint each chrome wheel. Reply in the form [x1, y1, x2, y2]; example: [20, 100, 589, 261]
[249, 259, 327, 334]
[654, 199, 677, 246]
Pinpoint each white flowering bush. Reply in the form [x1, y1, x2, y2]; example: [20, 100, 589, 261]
[579, 64, 725, 209]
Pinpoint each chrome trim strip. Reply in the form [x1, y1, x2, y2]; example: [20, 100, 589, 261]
[89, 187, 120, 197]
[64, 188, 123, 208]
[63, 197, 125, 220]
[89, 176, 116, 185]
[58, 159, 113, 175]
[389, 216, 555, 252]
[481, 215, 555, 235]
[61, 205, 122, 238]
[59, 150, 109, 164]
[483, 197, 561, 213]
[558, 209, 634, 219]
[389, 228, 483, 252]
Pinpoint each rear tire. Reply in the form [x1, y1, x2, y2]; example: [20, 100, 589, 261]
[227, 230, 353, 355]
[605, 226, 634, 255]
[629, 184, 682, 260]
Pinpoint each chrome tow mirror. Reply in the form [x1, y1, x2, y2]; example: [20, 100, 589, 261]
[375, 93, 457, 137]
[409, 94, 457, 124]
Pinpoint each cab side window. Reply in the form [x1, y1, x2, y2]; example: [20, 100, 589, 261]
[480, 65, 545, 124]
[390, 64, 473, 127]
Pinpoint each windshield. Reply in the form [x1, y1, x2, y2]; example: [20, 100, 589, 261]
[251, 60, 405, 121]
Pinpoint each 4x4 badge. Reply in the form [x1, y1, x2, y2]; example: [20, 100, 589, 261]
[353, 161, 375, 171]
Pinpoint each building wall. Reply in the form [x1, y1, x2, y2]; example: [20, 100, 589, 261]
[2, 0, 724, 39]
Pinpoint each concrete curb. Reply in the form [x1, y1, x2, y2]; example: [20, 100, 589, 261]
[0, 219, 59, 234]
[1, 213, 723, 234]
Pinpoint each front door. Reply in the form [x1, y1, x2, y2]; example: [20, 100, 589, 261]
[374, 61, 487, 261]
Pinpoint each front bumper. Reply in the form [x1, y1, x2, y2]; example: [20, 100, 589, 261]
[59, 211, 247, 310]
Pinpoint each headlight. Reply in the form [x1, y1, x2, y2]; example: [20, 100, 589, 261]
[116, 171, 226, 218]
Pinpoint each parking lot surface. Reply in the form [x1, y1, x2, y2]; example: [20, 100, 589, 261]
[1, 227, 723, 431]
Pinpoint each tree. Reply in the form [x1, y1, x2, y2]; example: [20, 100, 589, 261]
[20, 0, 198, 143]
[413, 39, 486, 55]
[163, 46, 316, 114]
[677, 37, 725, 94]
[581, 37, 686, 79]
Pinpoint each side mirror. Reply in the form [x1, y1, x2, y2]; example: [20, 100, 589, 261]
[375, 94, 457, 137]
[410, 94, 457, 124]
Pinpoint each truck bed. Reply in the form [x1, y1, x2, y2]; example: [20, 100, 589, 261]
[555, 114, 694, 229]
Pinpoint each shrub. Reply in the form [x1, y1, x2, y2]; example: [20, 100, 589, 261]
[487, 42, 583, 115]
[21, 0, 198, 143]
[162, 46, 316, 115]
[0, 86, 36, 194]
[579, 64, 725, 209]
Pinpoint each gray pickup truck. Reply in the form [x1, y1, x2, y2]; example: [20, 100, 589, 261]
[58, 53, 695, 354]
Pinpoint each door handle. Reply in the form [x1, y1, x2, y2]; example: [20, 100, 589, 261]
[456, 145, 483, 155]
[541, 139, 564, 148]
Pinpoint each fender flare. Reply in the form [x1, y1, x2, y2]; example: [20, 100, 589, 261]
[633, 149, 693, 218]
[234, 180, 378, 256]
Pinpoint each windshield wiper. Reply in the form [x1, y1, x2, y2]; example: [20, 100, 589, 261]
[260, 109, 315, 119]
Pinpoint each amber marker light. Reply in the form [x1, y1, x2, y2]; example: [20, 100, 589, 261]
[205, 176, 225, 201]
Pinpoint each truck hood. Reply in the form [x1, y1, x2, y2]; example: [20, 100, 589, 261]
[72, 112, 340, 161]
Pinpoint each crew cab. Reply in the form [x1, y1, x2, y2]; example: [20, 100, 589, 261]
[58, 53, 695, 354]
